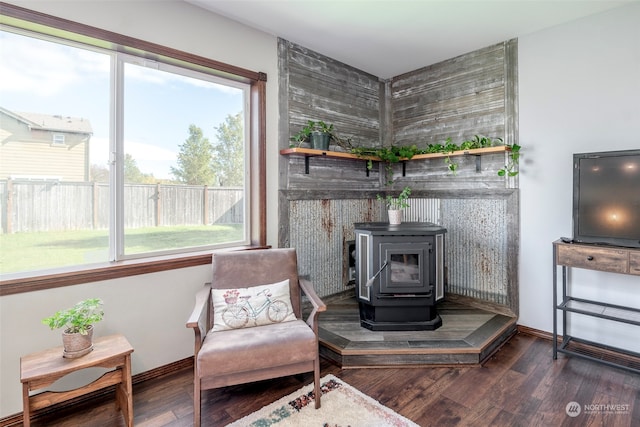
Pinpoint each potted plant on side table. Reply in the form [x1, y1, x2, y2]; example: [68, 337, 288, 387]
[378, 186, 411, 225]
[42, 298, 104, 358]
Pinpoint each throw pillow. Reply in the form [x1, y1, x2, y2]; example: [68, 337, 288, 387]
[211, 279, 296, 331]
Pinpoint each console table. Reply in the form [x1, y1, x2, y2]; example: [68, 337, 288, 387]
[20, 334, 134, 427]
[552, 240, 640, 373]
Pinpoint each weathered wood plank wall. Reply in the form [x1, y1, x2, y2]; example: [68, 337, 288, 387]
[278, 39, 383, 191]
[278, 38, 519, 315]
[392, 43, 508, 145]
[387, 39, 518, 192]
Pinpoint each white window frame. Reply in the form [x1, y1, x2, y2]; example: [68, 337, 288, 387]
[112, 53, 252, 261]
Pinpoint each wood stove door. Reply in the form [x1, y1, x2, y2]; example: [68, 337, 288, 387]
[380, 242, 432, 295]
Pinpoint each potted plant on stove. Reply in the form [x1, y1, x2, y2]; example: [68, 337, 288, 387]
[377, 186, 411, 225]
[42, 298, 104, 358]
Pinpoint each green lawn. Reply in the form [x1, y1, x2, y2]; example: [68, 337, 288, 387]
[0, 225, 244, 274]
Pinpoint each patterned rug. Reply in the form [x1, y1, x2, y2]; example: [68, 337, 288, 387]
[226, 374, 419, 427]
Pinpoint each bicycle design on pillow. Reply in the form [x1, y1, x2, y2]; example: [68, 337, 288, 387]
[221, 288, 289, 328]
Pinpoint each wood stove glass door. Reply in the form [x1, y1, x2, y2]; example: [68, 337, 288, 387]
[380, 242, 431, 294]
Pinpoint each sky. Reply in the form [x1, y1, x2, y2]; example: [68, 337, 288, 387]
[0, 29, 244, 180]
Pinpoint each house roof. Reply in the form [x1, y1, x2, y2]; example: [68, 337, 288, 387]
[2, 108, 93, 134]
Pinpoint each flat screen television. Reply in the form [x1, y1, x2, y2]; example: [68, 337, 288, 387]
[573, 149, 640, 248]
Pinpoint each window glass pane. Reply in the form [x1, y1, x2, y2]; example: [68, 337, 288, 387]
[121, 60, 247, 257]
[52, 134, 66, 145]
[0, 30, 110, 274]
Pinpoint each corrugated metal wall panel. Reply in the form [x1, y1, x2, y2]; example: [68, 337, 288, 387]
[289, 199, 379, 297]
[403, 198, 441, 224]
[440, 198, 509, 305]
[287, 194, 514, 308]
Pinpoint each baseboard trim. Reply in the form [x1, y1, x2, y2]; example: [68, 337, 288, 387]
[516, 324, 554, 341]
[0, 357, 194, 427]
[517, 324, 640, 370]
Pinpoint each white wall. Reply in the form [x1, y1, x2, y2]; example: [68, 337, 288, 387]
[518, 3, 640, 349]
[3, 0, 640, 420]
[0, 268, 208, 394]
[0, 0, 279, 418]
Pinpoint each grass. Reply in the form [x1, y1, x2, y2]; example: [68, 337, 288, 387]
[0, 224, 244, 274]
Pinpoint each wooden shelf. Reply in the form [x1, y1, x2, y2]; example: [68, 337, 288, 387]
[280, 145, 510, 161]
[280, 145, 512, 175]
[280, 147, 376, 160]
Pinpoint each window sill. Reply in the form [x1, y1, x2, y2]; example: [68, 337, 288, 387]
[0, 245, 270, 296]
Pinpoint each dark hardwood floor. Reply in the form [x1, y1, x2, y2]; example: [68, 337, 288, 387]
[19, 332, 640, 427]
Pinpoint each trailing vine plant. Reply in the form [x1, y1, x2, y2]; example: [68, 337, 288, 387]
[290, 124, 521, 182]
[498, 143, 521, 177]
[351, 145, 422, 185]
[351, 135, 520, 180]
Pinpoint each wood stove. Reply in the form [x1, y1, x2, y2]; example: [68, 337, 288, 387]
[355, 222, 446, 331]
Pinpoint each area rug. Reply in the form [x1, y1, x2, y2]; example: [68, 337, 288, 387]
[226, 374, 419, 427]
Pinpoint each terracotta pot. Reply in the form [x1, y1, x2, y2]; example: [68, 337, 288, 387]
[388, 209, 403, 225]
[62, 325, 94, 358]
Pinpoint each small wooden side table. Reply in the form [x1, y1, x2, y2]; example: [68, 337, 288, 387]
[20, 333, 134, 427]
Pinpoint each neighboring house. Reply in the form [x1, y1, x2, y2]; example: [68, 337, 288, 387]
[0, 107, 92, 181]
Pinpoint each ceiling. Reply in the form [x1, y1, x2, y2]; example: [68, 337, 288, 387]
[185, 0, 633, 78]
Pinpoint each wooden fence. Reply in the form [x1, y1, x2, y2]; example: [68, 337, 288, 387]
[0, 180, 243, 234]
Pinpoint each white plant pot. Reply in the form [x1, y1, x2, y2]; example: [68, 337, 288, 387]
[388, 209, 403, 225]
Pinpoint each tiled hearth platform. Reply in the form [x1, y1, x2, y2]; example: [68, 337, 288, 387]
[317, 293, 517, 368]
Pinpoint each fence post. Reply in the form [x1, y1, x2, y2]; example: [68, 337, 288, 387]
[6, 179, 13, 234]
[92, 181, 98, 229]
[155, 183, 161, 227]
[203, 185, 209, 225]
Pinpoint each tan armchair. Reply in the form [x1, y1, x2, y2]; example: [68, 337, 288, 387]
[186, 248, 327, 427]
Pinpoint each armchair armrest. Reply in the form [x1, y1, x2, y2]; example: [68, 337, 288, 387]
[186, 283, 212, 356]
[299, 278, 327, 335]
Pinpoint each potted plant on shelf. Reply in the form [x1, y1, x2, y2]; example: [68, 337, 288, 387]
[291, 120, 334, 150]
[378, 186, 411, 225]
[42, 298, 104, 358]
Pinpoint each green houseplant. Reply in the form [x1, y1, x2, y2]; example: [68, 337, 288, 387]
[291, 120, 335, 150]
[377, 186, 411, 225]
[42, 298, 104, 358]
[351, 136, 520, 177]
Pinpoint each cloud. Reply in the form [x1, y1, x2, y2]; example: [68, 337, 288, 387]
[90, 136, 177, 180]
[126, 139, 177, 178]
[0, 31, 109, 96]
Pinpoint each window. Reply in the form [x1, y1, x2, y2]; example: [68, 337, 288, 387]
[118, 56, 249, 259]
[52, 134, 65, 145]
[0, 5, 266, 281]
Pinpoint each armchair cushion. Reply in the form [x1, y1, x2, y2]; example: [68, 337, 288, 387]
[198, 319, 317, 377]
[211, 279, 296, 331]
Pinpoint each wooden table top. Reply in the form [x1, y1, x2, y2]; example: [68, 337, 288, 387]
[20, 334, 133, 383]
